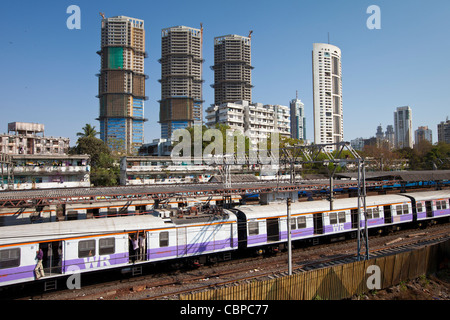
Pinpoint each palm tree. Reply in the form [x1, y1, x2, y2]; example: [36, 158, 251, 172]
[77, 124, 99, 139]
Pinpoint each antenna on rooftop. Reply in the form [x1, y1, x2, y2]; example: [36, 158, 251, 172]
[328, 32, 330, 44]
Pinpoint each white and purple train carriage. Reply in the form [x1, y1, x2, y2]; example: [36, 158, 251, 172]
[0, 209, 238, 288]
[0, 190, 449, 289]
[232, 190, 450, 252]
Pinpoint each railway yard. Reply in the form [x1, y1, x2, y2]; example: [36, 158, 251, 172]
[1, 170, 449, 301]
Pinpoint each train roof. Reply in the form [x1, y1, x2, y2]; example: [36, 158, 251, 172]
[0, 215, 168, 247]
[235, 193, 412, 219]
[401, 190, 450, 201]
[0, 210, 235, 247]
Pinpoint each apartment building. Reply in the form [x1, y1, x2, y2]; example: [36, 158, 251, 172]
[159, 25, 204, 139]
[211, 34, 253, 105]
[206, 100, 290, 146]
[97, 15, 147, 153]
[0, 122, 69, 155]
[312, 43, 344, 151]
[415, 126, 432, 146]
[290, 94, 306, 141]
[437, 119, 450, 144]
[394, 106, 413, 149]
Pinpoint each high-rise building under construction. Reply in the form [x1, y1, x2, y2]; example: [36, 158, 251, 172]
[159, 25, 204, 139]
[211, 34, 253, 105]
[97, 15, 147, 153]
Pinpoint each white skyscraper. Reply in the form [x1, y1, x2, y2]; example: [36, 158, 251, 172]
[394, 106, 413, 149]
[312, 43, 343, 151]
[290, 93, 306, 141]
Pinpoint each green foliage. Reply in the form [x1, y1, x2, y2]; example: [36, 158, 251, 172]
[70, 130, 119, 187]
[71, 136, 110, 166]
[76, 124, 99, 139]
[395, 142, 450, 170]
[172, 124, 251, 156]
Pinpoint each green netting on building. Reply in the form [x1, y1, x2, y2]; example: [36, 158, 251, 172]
[108, 47, 124, 69]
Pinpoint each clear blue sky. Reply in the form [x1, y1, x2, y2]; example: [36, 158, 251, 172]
[1, 0, 449, 146]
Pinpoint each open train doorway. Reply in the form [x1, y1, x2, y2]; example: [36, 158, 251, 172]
[38, 241, 62, 276]
[266, 218, 279, 242]
[425, 201, 433, 218]
[384, 205, 392, 224]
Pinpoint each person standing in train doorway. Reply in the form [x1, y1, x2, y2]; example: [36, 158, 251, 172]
[128, 234, 139, 263]
[139, 232, 146, 261]
[35, 248, 45, 279]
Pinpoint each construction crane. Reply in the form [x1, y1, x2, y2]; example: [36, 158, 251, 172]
[200, 23, 204, 45]
[99, 12, 105, 19]
[248, 30, 253, 39]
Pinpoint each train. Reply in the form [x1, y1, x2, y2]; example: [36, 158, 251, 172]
[0, 190, 449, 289]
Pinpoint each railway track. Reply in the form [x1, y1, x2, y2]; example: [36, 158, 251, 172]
[141, 227, 450, 300]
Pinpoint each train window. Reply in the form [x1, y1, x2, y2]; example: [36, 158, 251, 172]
[329, 212, 338, 224]
[159, 231, 169, 247]
[403, 204, 409, 214]
[367, 207, 380, 219]
[338, 211, 346, 223]
[79, 240, 96, 258]
[373, 207, 380, 219]
[417, 203, 423, 212]
[248, 221, 259, 235]
[99, 238, 115, 255]
[290, 218, 296, 230]
[396, 205, 403, 215]
[297, 216, 307, 229]
[0, 248, 20, 269]
[436, 200, 446, 210]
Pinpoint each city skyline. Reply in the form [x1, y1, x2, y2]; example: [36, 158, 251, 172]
[1, 1, 450, 148]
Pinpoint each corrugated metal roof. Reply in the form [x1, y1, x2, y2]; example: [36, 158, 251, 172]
[336, 170, 450, 182]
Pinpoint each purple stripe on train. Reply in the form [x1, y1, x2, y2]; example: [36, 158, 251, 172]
[64, 253, 128, 272]
[280, 228, 315, 241]
[417, 212, 427, 220]
[149, 238, 238, 259]
[359, 217, 384, 228]
[0, 265, 34, 283]
[392, 214, 413, 223]
[324, 222, 352, 234]
[433, 209, 450, 217]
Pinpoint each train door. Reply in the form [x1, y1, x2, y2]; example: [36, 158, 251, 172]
[266, 218, 279, 242]
[314, 212, 323, 235]
[177, 227, 187, 257]
[425, 201, 433, 218]
[351, 209, 359, 229]
[39, 241, 62, 276]
[384, 205, 392, 223]
[236, 212, 248, 249]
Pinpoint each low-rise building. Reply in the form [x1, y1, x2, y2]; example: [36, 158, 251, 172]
[1, 154, 90, 190]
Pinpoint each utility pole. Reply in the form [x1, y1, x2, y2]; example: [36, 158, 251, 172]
[287, 197, 292, 275]
[357, 159, 369, 261]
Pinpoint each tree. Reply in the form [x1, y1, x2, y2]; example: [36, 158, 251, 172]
[72, 136, 110, 167]
[172, 124, 251, 158]
[76, 124, 99, 139]
[70, 130, 119, 187]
